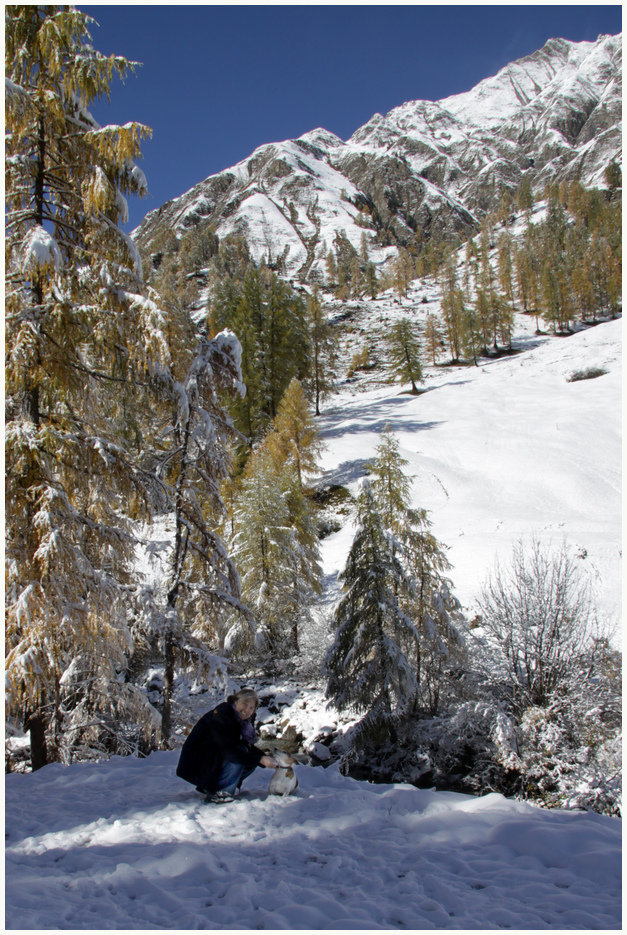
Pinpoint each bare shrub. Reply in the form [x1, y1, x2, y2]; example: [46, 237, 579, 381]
[477, 538, 596, 715]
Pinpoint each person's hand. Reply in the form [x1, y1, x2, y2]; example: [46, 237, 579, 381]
[260, 755, 278, 768]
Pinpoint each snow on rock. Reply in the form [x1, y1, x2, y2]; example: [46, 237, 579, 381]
[134, 33, 621, 281]
[5, 751, 621, 929]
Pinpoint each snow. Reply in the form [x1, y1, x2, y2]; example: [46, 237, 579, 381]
[5, 750, 621, 930]
[316, 312, 621, 643]
[5, 292, 622, 933]
[22, 225, 62, 272]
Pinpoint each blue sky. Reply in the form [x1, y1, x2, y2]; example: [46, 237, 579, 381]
[81, 4, 622, 231]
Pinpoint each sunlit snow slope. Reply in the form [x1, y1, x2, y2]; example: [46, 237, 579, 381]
[316, 316, 622, 641]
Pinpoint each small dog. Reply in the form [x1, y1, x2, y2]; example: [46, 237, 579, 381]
[268, 750, 298, 796]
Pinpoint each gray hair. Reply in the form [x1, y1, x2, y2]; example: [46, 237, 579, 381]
[228, 688, 259, 709]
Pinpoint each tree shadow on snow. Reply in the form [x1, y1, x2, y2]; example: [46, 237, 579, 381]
[321, 412, 442, 442]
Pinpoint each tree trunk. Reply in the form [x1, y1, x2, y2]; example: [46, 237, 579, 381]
[28, 708, 48, 771]
[161, 627, 175, 747]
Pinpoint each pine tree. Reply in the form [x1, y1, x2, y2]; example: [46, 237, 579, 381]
[514, 174, 534, 215]
[325, 249, 338, 289]
[306, 287, 336, 415]
[227, 445, 321, 656]
[153, 331, 255, 745]
[5, 8, 250, 762]
[365, 261, 379, 299]
[392, 248, 416, 298]
[367, 429, 465, 715]
[440, 280, 464, 362]
[497, 231, 516, 310]
[461, 299, 482, 365]
[424, 312, 444, 366]
[210, 265, 309, 439]
[604, 159, 622, 194]
[350, 255, 363, 297]
[387, 318, 423, 393]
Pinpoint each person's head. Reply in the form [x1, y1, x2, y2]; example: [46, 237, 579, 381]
[229, 688, 259, 721]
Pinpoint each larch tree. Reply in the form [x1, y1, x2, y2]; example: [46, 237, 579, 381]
[5, 6, 250, 763]
[265, 378, 323, 489]
[306, 287, 336, 416]
[424, 312, 443, 366]
[367, 429, 465, 716]
[440, 280, 464, 362]
[5, 5, 169, 766]
[225, 444, 321, 657]
[148, 330, 256, 746]
[387, 318, 423, 393]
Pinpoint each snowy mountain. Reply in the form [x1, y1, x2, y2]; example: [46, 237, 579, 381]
[134, 33, 621, 281]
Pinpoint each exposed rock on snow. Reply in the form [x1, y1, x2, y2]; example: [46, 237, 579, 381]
[134, 33, 621, 281]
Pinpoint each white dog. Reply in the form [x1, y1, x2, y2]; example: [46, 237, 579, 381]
[268, 750, 298, 796]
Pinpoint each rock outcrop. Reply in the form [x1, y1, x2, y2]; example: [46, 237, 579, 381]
[134, 33, 621, 283]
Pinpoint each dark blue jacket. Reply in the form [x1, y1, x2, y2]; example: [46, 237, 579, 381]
[176, 701, 265, 793]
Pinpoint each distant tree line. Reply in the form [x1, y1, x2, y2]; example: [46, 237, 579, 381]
[425, 171, 622, 365]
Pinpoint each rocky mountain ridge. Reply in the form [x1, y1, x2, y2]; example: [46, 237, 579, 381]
[134, 33, 621, 283]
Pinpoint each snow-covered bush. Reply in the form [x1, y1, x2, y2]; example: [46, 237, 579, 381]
[515, 640, 621, 815]
[336, 538, 621, 817]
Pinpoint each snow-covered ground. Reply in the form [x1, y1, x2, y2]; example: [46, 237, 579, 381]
[316, 313, 622, 644]
[5, 305, 621, 931]
[5, 750, 621, 930]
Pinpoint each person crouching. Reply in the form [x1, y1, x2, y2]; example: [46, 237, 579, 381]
[176, 689, 278, 803]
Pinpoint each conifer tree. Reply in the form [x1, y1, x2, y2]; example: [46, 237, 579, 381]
[366, 429, 465, 715]
[5, 8, 250, 762]
[365, 261, 379, 299]
[324, 480, 418, 735]
[227, 445, 321, 656]
[393, 248, 416, 298]
[604, 159, 622, 194]
[473, 286, 492, 355]
[461, 300, 482, 365]
[387, 318, 423, 393]
[515, 174, 534, 214]
[153, 331, 255, 745]
[307, 287, 336, 415]
[210, 265, 309, 439]
[424, 312, 444, 366]
[325, 249, 338, 289]
[5, 6, 175, 766]
[265, 378, 323, 489]
[440, 280, 464, 361]
[350, 255, 364, 298]
[497, 231, 516, 310]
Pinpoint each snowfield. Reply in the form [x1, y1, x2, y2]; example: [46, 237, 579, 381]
[316, 313, 622, 642]
[5, 751, 621, 930]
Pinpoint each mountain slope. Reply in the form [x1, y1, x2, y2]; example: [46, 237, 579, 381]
[315, 306, 622, 637]
[135, 33, 621, 282]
